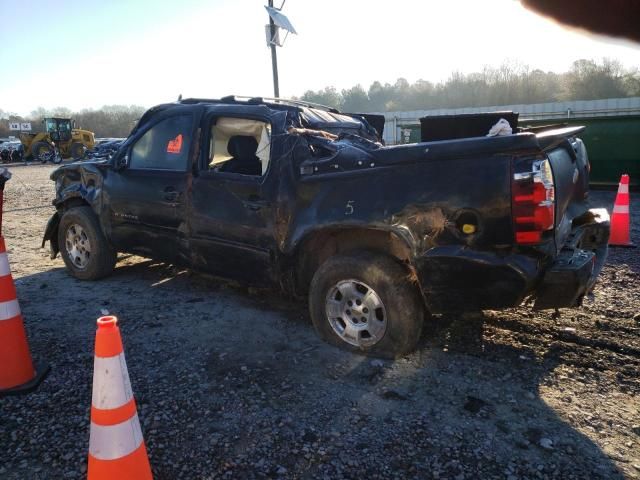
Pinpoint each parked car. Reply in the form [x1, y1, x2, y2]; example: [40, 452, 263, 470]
[43, 96, 609, 357]
[0, 141, 24, 163]
[86, 138, 126, 159]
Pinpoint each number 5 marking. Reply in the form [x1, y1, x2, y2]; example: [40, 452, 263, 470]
[345, 200, 355, 215]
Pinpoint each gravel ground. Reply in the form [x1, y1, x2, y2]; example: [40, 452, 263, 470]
[1, 163, 639, 480]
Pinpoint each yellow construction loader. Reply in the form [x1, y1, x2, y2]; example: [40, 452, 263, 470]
[20, 118, 96, 162]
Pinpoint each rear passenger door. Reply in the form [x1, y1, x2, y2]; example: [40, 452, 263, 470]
[106, 112, 195, 262]
[189, 112, 278, 285]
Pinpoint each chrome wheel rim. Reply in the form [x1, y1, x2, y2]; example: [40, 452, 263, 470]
[65, 224, 91, 269]
[325, 279, 387, 347]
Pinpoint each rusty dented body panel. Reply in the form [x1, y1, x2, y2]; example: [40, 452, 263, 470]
[282, 133, 544, 310]
[44, 99, 608, 312]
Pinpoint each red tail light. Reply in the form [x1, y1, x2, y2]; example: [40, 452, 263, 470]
[512, 158, 555, 245]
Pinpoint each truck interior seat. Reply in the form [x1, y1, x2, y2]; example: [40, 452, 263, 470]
[221, 135, 262, 175]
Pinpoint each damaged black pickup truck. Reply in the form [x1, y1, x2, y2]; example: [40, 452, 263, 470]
[43, 97, 609, 357]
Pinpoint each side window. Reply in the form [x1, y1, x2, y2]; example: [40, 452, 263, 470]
[207, 117, 271, 176]
[130, 115, 192, 170]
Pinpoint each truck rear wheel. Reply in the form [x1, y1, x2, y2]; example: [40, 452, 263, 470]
[57, 206, 116, 280]
[309, 251, 424, 358]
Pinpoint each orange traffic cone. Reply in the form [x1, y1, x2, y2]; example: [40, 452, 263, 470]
[0, 236, 49, 396]
[88, 316, 153, 480]
[609, 174, 635, 247]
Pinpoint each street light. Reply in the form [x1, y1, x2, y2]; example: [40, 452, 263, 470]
[265, 1, 297, 98]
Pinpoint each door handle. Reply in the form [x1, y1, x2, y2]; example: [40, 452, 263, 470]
[162, 186, 181, 202]
[243, 199, 270, 211]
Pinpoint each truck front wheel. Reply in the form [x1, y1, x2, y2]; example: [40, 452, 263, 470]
[57, 206, 116, 280]
[309, 251, 424, 358]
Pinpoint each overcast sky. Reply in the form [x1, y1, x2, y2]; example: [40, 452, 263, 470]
[0, 0, 639, 116]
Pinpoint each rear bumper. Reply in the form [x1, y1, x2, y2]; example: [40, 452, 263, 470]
[415, 208, 609, 313]
[415, 247, 540, 313]
[533, 208, 609, 309]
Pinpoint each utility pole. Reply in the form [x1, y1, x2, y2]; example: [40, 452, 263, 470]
[265, 1, 295, 98]
[268, 0, 280, 98]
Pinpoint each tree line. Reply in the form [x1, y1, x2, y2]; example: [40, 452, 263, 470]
[2, 58, 639, 138]
[299, 59, 640, 112]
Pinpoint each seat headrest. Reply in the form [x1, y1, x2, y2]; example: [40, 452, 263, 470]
[227, 135, 258, 159]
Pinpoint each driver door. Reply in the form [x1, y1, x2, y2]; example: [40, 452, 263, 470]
[106, 113, 195, 263]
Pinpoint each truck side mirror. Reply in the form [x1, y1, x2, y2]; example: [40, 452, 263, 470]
[115, 153, 129, 170]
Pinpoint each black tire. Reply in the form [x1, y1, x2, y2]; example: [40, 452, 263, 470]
[57, 206, 116, 280]
[32, 141, 54, 163]
[309, 251, 424, 358]
[70, 142, 85, 160]
[10, 149, 22, 163]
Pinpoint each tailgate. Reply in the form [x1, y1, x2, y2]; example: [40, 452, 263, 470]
[536, 126, 590, 252]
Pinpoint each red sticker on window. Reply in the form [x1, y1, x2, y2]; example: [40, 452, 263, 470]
[166, 134, 183, 154]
